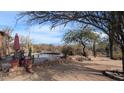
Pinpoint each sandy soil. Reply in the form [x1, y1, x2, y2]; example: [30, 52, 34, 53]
[0, 56, 122, 81]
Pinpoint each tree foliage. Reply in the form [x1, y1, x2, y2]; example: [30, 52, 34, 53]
[63, 26, 99, 57]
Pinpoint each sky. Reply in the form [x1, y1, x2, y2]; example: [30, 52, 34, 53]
[0, 11, 75, 45]
[0, 11, 107, 45]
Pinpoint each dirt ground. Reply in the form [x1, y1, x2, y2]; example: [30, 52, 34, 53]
[0, 56, 122, 81]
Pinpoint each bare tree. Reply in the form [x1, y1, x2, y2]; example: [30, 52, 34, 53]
[19, 35, 32, 49]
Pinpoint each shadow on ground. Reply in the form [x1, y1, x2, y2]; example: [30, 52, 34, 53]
[32, 62, 113, 81]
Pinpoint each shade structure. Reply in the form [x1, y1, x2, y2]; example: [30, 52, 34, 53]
[14, 33, 20, 51]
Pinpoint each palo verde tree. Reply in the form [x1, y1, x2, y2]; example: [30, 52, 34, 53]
[63, 26, 99, 57]
[19, 11, 124, 73]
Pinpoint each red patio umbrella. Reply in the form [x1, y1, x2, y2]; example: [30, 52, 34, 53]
[5, 32, 10, 48]
[14, 33, 20, 51]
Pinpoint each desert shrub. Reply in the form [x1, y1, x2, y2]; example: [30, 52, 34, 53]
[61, 46, 74, 58]
[74, 48, 83, 55]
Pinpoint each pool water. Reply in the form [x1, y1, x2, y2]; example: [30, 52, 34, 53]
[33, 53, 63, 64]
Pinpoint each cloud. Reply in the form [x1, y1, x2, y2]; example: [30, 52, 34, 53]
[0, 11, 79, 45]
[13, 24, 65, 45]
[30, 33, 63, 44]
[94, 30, 108, 38]
[28, 25, 64, 37]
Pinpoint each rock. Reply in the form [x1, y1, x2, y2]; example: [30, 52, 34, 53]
[103, 71, 124, 81]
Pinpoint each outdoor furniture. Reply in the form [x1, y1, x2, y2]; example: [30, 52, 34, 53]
[1, 62, 11, 73]
[0, 56, 13, 73]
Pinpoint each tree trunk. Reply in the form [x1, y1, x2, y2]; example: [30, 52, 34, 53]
[121, 46, 124, 73]
[93, 40, 96, 57]
[81, 42, 87, 57]
[83, 45, 87, 57]
[106, 46, 109, 57]
[109, 36, 113, 59]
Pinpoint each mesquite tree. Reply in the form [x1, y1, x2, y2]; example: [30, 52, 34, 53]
[63, 26, 99, 57]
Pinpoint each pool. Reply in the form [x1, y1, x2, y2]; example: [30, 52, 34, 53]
[33, 53, 63, 64]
